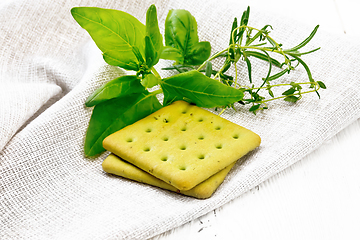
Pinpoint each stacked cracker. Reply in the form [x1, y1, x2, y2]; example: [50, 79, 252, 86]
[102, 101, 261, 199]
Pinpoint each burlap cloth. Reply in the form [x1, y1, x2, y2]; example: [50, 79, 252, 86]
[1, 0, 359, 239]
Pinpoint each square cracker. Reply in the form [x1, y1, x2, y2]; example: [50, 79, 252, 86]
[102, 153, 236, 199]
[103, 100, 261, 191]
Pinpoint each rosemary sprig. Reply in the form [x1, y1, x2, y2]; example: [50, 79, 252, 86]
[193, 7, 326, 114]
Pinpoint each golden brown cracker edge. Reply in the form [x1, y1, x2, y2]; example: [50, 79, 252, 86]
[103, 101, 261, 190]
[102, 153, 236, 199]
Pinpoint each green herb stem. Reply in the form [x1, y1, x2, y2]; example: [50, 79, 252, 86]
[258, 88, 318, 103]
[151, 66, 161, 79]
[250, 81, 321, 104]
[149, 88, 163, 96]
[197, 48, 229, 71]
[246, 81, 318, 91]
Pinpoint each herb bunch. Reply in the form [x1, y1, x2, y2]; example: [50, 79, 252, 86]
[71, 5, 326, 157]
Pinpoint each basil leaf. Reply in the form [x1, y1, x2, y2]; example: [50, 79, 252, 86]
[160, 46, 184, 63]
[71, 7, 146, 71]
[145, 36, 156, 68]
[165, 9, 198, 52]
[160, 70, 244, 108]
[145, 4, 163, 68]
[164, 9, 211, 65]
[141, 73, 159, 88]
[85, 75, 145, 107]
[162, 94, 184, 106]
[84, 92, 162, 156]
[184, 41, 211, 65]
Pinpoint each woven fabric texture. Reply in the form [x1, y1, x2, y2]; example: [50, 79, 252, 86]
[1, 0, 360, 239]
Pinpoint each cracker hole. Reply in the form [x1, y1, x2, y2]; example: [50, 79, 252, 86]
[162, 136, 169, 141]
[180, 145, 187, 150]
[161, 156, 168, 161]
[215, 126, 221, 130]
[143, 147, 151, 152]
[145, 128, 152, 133]
[198, 154, 205, 160]
[163, 118, 169, 123]
[233, 134, 239, 139]
[126, 138, 133, 143]
[216, 144, 223, 149]
[179, 166, 187, 171]
[198, 135, 204, 140]
[198, 118, 204, 122]
[180, 127, 187, 132]
[181, 110, 187, 114]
